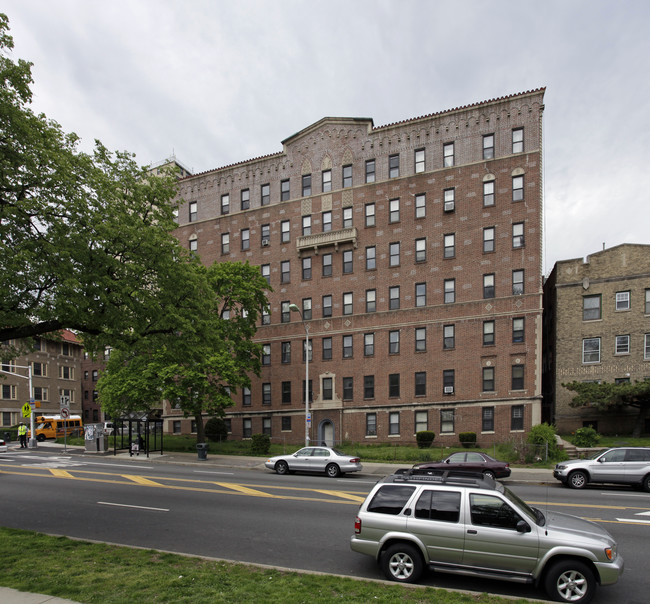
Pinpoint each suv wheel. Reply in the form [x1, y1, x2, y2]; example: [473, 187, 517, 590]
[325, 463, 340, 478]
[380, 543, 424, 583]
[642, 474, 650, 493]
[544, 559, 595, 603]
[568, 470, 588, 489]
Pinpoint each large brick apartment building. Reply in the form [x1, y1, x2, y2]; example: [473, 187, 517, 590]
[170, 88, 546, 446]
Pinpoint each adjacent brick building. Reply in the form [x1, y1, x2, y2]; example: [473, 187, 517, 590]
[543, 244, 650, 434]
[171, 88, 546, 446]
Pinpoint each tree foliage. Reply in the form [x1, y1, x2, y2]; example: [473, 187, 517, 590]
[1, 14, 196, 354]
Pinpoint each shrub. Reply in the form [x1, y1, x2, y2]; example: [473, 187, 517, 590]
[250, 433, 270, 456]
[459, 432, 476, 448]
[205, 417, 228, 443]
[572, 426, 600, 447]
[527, 423, 560, 460]
[416, 431, 435, 449]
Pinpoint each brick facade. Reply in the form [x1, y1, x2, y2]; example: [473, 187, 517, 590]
[544, 244, 650, 434]
[171, 89, 546, 446]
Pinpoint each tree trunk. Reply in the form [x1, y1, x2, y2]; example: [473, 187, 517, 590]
[195, 413, 205, 443]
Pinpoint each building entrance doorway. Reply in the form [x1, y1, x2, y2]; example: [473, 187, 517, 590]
[319, 420, 335, 446]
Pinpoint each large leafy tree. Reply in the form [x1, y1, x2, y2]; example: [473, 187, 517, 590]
[1, 14, 195, 354]
[98, 261, 270, 443]
[563, 380, 650, 438]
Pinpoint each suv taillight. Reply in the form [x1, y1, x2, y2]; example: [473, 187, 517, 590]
[354, 516, 361, 534]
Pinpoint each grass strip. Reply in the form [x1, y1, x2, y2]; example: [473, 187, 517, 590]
[0, 527, 535, 604]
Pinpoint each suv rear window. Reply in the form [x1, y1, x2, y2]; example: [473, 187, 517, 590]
[414, 490, 461, 522]
[368, 485, 415, 515]
[626, 449, 650, 461]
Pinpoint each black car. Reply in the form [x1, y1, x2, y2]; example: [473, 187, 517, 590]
[412, 451, 511, 479]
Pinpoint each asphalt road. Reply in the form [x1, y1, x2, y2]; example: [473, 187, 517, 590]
[1, 446, 649, 603]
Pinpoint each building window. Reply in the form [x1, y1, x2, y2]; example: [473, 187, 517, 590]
[615, 335, 630, 355]
[322, 295, 332, 318]
[583, 337, 601, 363]
[444, 279, 455, 304]
[242, 387, 251, 406]
[241, 189, 250, 211]
[281, 342, 291, 364]
[366, 412, 377, 436]
[483, 320, 495, 346]
[280, 179, 290, 201]
[483, 134, 494, 160]
[281, 220, 290, 243]
[261, 344, 271, 366]
[343, 292, 353, 315]
[443, 142, 454, 167]
[389, 376, 400, 400]
[302, 174, 311, 197]
[302, 257, 312, 280]
[321, 338, 332, 361]
[483, 274, 495, 299]
[302, 379, 313, 402]
[583, 295, 601, 321]
[242, 419, 252, 438]
[322, 253, 332, 277]
[221, 233, 230, 255]
[364, 376, 375, 399]
[645, 334, 650, 360]
[389, 154, 400, 178]
[281, 301, 291, 323]
[342, 164, 352, 188]
[261, 264, 270, 285]
[281, 260, 290, 283]
[414, 148, 425, 173]
[189, 237, 198, 253]
[512, 222, 525, 248]
[322, 211, 332, 232]
[482, 407, 495, 432]
[415, 410, 428, 432]
[483, 180, 495, 206]
[389, 410, 400, 433]
[443, 324, 455, 350]
[343, 377, 353, 400]
[364, 333, 374, 356]
[241, 228, 250, 250]
[221, 194, 230, 215]
[415, 327, 426, 352]
[443, 188, 455, 212]
[365, 159, 375, 183]
[440, 409, 455, 433]
[389, 330, 400, 354]
[261, 183, 270, 206]
[616, 291, 630, 311]
[262, 383, 271, 405]
[512, 270, 524, 295]
[513, 317, 525, 343]
[366, 246, 376, 270]
[415, 282, 426, 307]
[302, 215, 312, 236]
[415, 372, 426, 397]
[389, 242, 400, 267]
[322, 377, 333, 400]
[415, 237, 427, 262]
[189, 201, 197, 222]
[443, 369, 455, 395]
[343, 207, 353, 228]
[512, 128, 524, 153]
[415, 193, 426, 218]
[512, 175, 524, 202]
[282, 382, 291, 404]
[302, 298, 312, 320]
[322, 169, 332, 193]
[512, 365, 525, 390]
[343, 250, 353, 274]
[261, 224, 270, 245]
[389, 285, 400, 310]
[444, 233, 455, 258]
[365, 203, 376, 227]
[2, 385, 16, 400]
[343, 335, 353, 358]
[646, 289, 650, 314]
[511, 405, 524, 431]
[366, 289, 376, 313]
[389, 198, 400, 223]
[303, 339, 313, 362]
[483, 227, 495, 253]
[482, 367, 495, 392]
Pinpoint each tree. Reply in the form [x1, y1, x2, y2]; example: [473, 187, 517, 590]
[98, 261, 270, 443]
[1, 14, 195, 354]
[563, 380, 650, 438]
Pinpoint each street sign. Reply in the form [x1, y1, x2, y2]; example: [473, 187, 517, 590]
[60, 395, 70, 408]
[21, 402, 31, 418]
[60, 407, 70, 419]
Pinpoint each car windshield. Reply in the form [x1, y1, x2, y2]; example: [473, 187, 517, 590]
[501, 484, 541, 525]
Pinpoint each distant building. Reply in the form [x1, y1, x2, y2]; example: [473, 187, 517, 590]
[170, 88, 546, 446]
[543, 244, 650, 433]
[148, 155, 193, 179]
[0, 330, 83, 427]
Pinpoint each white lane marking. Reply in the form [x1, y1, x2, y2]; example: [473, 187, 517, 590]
[98, 501, 169, 512]
[193, 470, 234, 475]
[82, 462, 153, 470]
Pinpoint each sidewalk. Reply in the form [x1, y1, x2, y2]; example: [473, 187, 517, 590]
[0, 587, 80, 604]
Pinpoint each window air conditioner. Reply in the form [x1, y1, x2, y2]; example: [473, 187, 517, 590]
[261, 239, 270, 246]
[444, 386, 454, 394]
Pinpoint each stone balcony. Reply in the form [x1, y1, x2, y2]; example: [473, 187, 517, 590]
[296, 227, 358, 256]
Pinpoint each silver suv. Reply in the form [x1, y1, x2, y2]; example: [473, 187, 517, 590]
[351, 471, 622, 603]
[554, 447, 650, 490]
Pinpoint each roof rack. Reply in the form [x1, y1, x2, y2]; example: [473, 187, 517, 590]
[389, 469, 495, 488]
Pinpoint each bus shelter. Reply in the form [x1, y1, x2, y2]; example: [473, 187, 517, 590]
[111, 414, 163, 458]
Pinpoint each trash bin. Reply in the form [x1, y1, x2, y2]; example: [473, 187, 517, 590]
[196, 443, 208, 460]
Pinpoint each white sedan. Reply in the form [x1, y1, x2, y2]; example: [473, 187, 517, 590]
[265, 446, 362, 478]
[0, 437, 7, 452]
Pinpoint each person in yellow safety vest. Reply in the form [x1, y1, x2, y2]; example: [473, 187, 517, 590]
[18, 422, 27, 448]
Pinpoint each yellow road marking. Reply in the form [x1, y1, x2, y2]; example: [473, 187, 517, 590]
[214, 482, 279, 498]
[49, 469, 74, 479]
[314, 489, 366, 503]
[122, 474, 163, 487]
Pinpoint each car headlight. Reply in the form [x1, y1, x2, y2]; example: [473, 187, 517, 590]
[555, 465, 566, 470]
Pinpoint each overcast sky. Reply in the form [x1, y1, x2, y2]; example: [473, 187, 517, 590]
[4, 0, 649, 274]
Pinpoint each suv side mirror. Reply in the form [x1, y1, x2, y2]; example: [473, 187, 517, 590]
[516, 520, 531, 533]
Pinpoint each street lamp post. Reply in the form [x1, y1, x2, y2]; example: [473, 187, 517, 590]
[289, 303, 310, 446]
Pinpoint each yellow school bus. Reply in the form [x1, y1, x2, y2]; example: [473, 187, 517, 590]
[28, 415, 83, 441]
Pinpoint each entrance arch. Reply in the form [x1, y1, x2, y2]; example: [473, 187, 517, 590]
[319, 420, 335, 447]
